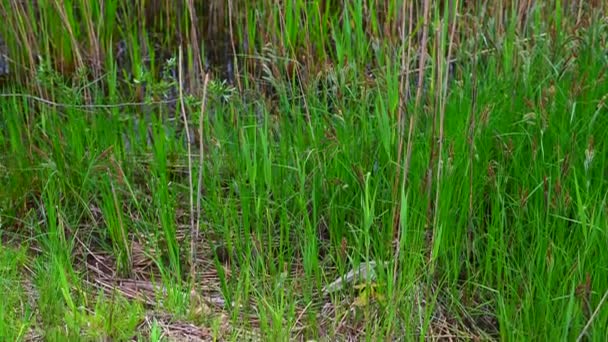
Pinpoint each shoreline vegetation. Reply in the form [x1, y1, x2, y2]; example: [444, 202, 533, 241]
[1, 1, 607, 340]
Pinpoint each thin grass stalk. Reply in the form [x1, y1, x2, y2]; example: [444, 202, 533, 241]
[429, 0, 459, 269]
[178, 46, 196, 280]
[80, 0, 102, 77]
[295, 54, 311, 123]
[0, 93, 179, 109]
[391, 1, 409, 231]
[576, 0, 584, 24]
[392, 0, 414, 284]
[228, 0, 242, 92]
[52, 1, 84, 70]
[195, 70, 210, 278]
[186, 0, 203, 91]
[3, 0, 41, 92]
[576, 278, 608, 341]
[53, 1, 92, 104]
[273, 0, 286, 56]
[466, 15, 480, 290]
[402, 0, 431, 200]
[109, 176, 132, 275]
[423, 15, 441, 269]
[519, 0, 533, 32]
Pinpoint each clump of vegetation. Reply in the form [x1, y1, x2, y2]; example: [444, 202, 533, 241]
[1, 0, 607, 340]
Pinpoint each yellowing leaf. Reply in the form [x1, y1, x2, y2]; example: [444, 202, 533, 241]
[355, 281, 378, 290]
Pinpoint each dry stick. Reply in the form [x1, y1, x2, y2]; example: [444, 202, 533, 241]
[392, 0, 414, 287]
[403, 0, 430, 250]
[577, 287, 608, 341]
[424, 27, 440, 267]
[0, 93, 180, 109]
[397, 3, 430, 322]
[1, 1, 44, 102]
[430, 1, 460, 270]
[186, 0, 204, 90]
[178, 47, 196, 281]
[404, 0, 431, 195]
[391, 0, 410, 235]
[54, 0, 90, 103]
[82, 0, 101, 78]
[466, 18, 480, 300]
[53, 1, 84, 70]
[195, 71, 211, 271]
[522, 0, 533, 32]
[576, 0, 584, 25]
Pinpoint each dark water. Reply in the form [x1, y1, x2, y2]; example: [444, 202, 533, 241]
[0, 33, 8, 76]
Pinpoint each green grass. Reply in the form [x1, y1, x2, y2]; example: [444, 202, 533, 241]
[1, 0, 607, 340]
